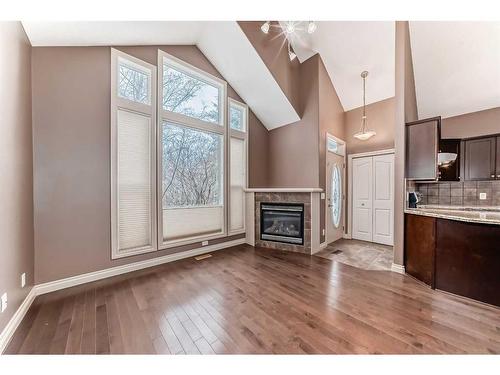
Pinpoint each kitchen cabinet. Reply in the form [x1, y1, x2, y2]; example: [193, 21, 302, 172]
[404, 213, 500, 307]
[404, 214, 435, 287]
[463, 136, 496, 180]
[435, 219, 500, 307]
[496, 136, 500, 179]
[405, 117, 440, 180]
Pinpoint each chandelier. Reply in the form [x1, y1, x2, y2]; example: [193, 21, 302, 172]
[353, 71, 376, 141]
[260, 21, 317, 61]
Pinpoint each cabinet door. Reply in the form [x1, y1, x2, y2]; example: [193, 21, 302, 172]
[404, 214, 436, 287]
[496, 137, 500, 179]
[406, 118, 439, 180]
[464, 137, 496, 180]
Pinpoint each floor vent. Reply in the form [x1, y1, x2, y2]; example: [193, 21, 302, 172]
[332, 250, 343, 255]
[194, 254, 212, 261]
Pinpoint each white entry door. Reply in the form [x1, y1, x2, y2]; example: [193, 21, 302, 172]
[352, 157, 373, 242]
[352, 153, 394, 245]
[372, 154, 394, 245]
[326, 152, 344, 244]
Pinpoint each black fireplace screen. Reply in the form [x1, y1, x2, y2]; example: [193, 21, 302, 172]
[260, 203, 304, 245]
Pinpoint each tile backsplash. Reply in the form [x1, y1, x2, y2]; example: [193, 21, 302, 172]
[415, 180, 500, 207]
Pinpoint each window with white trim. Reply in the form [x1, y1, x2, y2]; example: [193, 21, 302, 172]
[229, 99, 248, 234]
[158, 51, 227, 248]
[111, 49, 157, 259]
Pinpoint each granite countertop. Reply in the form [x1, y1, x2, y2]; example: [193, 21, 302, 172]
[404, 205, 500, 225]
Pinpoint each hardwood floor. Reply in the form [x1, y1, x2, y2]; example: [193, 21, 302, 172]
[5, 244, 500, 354]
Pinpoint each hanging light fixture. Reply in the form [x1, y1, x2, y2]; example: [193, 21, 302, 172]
[353, 71, 376, 141]
[307, 21, 317, 34]
[287, 41, 297, 61]
[260, 21, 270, 34]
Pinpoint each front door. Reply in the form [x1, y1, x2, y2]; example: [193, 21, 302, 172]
[326, 152, 344, 244]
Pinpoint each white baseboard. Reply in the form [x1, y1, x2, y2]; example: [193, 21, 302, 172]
[391, 263, 406, 274]
[1, 238, 245, 354]
[0, 287, 37, 354]
[36, 238, 245, 295]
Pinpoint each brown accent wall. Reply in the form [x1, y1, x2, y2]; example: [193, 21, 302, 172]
[441, 107, 500, 139]
[238, 21, 301, 115]
[318, 58, 345, 243]
[345, 98, 395, 155]
[268, 55, 320, 188]
[0, 22, 34, 333]
[31, 45, 258, 284]
[394, 21, 418, 266]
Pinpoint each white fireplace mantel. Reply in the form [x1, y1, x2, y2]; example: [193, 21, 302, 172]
[245, 188, 323, 193]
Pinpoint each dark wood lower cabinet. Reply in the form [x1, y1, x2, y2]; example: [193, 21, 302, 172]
[405, 213, 500, 307]
[405, 214, 436, 287]
[436, 219, 500, 307]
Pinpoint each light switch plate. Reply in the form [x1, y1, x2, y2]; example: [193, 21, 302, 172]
[1, 293, 7, 313]
[321, 193, 325, 199]
[21, 273, 26, 288]
[479, 192, 487, 200]
[202, 240, 209, 246]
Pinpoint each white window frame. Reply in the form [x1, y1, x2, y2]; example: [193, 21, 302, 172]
[157, 50, 228, 249]
[111, 48, 157, 259]
[228, 98, 248, 235]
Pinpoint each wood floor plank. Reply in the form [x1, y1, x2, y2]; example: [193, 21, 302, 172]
[6, 244, 500, 354]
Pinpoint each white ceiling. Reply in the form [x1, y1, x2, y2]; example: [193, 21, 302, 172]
[21, 21, 300, 130]
[289, 21, 395, 111]
[409, 21, 500, 119]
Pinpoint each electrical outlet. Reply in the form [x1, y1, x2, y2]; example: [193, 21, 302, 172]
[321, 193, 325, 200]
[21, 273, 26, 288]
[1, 293, 7, 313]
[322, 229, 325, 236]
[202, 240, 209, 246]
[479, 192, 487, 200]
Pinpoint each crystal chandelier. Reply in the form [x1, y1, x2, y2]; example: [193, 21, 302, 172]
[353, 71, 376, 141]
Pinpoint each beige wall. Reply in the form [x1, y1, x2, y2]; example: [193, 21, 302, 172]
[318, 57, 345, 243]
[345, 98, 395, 155]
[441, 107, 500, 139]
[238, 21, 301, 115]
[268, 55, 320, 188]
[0, 22, 34, 334]
[31, 45, 257, 284]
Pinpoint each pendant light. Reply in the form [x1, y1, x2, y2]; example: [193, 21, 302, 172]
[353, 71, 376, 141]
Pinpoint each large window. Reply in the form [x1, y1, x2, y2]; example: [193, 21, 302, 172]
[229, 99, 248, 234]
[111, 49, 157, 259]
[111, 49, 248, 256]
[158, 51, 227, 248]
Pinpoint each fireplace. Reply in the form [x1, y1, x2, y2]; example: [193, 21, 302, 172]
[260, 203, 304, 245]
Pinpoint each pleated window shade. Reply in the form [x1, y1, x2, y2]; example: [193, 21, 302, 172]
[111, 49, 156, 259]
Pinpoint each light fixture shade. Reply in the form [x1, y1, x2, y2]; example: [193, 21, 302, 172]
[307, 21, 317, 34]
[353, 130, 376, 141]
[260, 21, 270, 34]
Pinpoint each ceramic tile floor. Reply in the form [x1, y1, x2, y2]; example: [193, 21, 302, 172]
[315, 239, 393, 271]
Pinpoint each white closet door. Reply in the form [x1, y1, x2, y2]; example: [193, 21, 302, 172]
[372, 154, 394, 245]
[352, 157, 373, 241]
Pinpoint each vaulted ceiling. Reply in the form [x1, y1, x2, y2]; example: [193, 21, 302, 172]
[22, 21, 300, 130]
[409, 21, 500, 119]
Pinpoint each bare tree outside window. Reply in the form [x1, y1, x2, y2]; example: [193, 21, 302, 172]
[162, 63, 223, 209]
[118, 63, 150, 104]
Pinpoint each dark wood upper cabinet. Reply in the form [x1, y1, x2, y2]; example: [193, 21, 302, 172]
[406, 117, 441, 180]
[497, 136, 500, 179]
[438, 139, 460, 181]
[463, 137, 496, 180]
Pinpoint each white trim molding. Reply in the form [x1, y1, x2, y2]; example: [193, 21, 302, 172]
[391, 263, 406, 274]
[0, 238, 245, 354]
[0, 287, 37, 354]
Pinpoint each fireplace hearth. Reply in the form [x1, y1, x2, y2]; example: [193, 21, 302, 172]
[260, 203, 304, 245]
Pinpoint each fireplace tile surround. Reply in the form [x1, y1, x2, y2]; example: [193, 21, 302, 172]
[245, 188, 323, 254]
